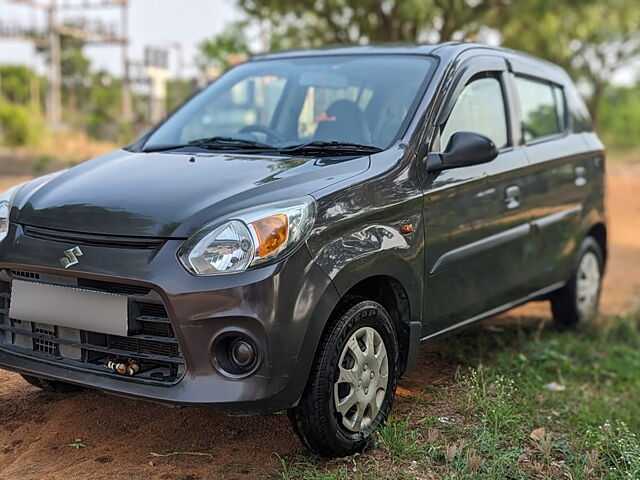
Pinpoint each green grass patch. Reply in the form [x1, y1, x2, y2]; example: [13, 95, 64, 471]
[273, 312, 640, 479]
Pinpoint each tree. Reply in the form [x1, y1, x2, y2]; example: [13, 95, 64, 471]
[0, 66, 37, 105]
[227, 0, 639, 127]
[495, 0, 640, 126]
[237, 0, 508, 49]
[197, 22, 251, 72]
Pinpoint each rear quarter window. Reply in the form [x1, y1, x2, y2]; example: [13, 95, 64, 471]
[564, 82, 593, 133]
[515, 76, 566, 142]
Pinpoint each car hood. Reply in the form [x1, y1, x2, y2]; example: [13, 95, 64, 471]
[14, 149, 370, 238]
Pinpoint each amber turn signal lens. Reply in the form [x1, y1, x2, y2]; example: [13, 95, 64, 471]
[250, 214, 289, 258]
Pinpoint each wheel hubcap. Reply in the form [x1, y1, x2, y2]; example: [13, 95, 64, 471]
[576, 251, 601, 319]
[333, 326, 389, 432]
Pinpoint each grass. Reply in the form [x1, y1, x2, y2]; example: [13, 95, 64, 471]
[271, 311, 640, 479]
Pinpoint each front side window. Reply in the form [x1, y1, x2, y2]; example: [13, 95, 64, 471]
[144, 55, 436, 151]
[441, 76, 509, 150]
[515, 76, 565, 142]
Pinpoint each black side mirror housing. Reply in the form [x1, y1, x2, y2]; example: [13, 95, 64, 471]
[427, 131, 499, 172]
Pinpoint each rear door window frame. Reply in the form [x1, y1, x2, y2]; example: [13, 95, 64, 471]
[512, 73, 569, 146]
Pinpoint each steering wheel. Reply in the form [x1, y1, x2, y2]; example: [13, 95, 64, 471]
[238, 124, 285, 144]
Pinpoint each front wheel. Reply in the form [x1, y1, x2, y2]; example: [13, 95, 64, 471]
[551, 236, 604, 327]
[289, 298, 399, 457]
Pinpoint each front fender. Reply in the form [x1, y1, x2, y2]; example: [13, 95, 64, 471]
[308, 222, 426, 375]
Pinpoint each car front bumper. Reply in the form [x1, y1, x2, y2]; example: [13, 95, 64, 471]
[0, 224, 339, 414]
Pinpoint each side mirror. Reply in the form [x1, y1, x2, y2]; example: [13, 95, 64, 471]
[427, 131, 499, 172]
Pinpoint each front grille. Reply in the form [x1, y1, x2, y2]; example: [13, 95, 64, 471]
[22, 225, 166, 249]
[0, 277, 185, 385]
[33, 324, 59, 355]
[12, 271, 41, 280]
[0, 281, 10, 344]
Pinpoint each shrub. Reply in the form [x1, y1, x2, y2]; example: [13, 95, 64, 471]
[0, 97, 42, 146]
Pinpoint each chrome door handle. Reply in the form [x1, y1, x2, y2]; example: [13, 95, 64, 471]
[575, 166, 587, 187]
[505, 185, 521, 209]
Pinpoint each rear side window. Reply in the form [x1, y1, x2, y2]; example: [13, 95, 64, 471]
[515, 76, 566, 142]
[441, 76, 509, 150]
[565, 83, 592, 133]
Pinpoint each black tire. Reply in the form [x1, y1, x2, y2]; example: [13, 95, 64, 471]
[551, 236, 604, 328]
[288, 298, 399, 458]
[21, 374, 83, 393]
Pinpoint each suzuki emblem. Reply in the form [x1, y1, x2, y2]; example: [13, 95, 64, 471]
[60, 246, 83, 269]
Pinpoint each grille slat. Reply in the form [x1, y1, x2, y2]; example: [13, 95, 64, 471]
[0, 323, 184, 364]
[0, 279, 185, 384]
[128, 333, 179, 344]
[77, 278, 151, 296]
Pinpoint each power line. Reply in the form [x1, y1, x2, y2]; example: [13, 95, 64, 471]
[1, 0, 131, 126]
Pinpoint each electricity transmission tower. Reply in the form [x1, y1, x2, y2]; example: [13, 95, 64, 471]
[0, 0, 131, 126]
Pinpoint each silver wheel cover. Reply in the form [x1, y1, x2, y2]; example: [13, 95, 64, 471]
[576, 251, 601, 320]
[333, 326, 389, 432]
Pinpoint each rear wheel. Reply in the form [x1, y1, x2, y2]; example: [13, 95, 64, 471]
[551, 236, 604, 327]
[289, 298, 399, 457]
[21, 374, 83, 393]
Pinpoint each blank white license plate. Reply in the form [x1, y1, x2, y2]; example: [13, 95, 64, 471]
[9, 280, 129, 337]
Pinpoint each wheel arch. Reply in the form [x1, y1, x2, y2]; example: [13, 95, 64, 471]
[329, 272, 422, 377]
[586, 222, 607, 270]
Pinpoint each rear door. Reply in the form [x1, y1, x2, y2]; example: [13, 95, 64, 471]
[421, 55, 532, 337]
[507, 64, 594, 291]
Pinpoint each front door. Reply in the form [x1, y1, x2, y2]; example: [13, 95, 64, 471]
[421, 61, 531, 337]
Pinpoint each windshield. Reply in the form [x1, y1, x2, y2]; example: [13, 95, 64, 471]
[143, 54, 435, 152]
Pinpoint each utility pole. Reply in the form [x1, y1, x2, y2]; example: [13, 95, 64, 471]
[120, 0, 132, 123]
[47, 0, 61, 126]
[4, 0, 131, 127]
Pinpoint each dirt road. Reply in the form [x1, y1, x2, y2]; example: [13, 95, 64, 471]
[0, 164, 638, 480]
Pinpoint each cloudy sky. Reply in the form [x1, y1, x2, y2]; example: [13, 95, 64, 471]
[0, 0, 241, 76]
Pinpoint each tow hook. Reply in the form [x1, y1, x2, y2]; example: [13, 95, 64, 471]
[107, 358, 140, 376]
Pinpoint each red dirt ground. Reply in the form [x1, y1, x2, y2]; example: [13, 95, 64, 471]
[0, 164, 638, 480]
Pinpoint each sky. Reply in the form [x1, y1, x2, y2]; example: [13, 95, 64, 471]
[0, 0, 242, 77]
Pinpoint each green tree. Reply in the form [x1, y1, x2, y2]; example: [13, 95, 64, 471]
[86, 72, 122, 140]
[60, 34, 92, 112]
[495, 0, 640, 126]
[598, 84, 640, 148]
[0, 66, 37, 105]
[197, 22, 251, 72]
[237, 0, 507, 49]
[166, 78, 193, 113]
[0, 97, 42, 146]
[38, 31, 92, 115]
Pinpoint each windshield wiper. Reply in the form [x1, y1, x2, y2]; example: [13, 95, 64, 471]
[142, 136, 276, 153]
[188, 136, 276, 150]
[279, 141, 383, 156]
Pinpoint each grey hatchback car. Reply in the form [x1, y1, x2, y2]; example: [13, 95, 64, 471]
[0, 43, 605, 457]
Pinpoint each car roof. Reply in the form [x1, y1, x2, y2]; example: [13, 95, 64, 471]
[252, 42, 568, 83]
[253, 43, 443, 59]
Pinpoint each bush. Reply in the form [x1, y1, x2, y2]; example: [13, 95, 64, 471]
[0, 98, 42, 147]
[598, 85, 640, 150]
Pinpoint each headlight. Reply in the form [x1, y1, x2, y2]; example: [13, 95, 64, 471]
[0, 184, 24, 242]
[179, 197, 316, 275]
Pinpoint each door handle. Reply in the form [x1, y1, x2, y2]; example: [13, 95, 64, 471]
[575, 166, 587, 187]
[504, 185, 521, 209]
